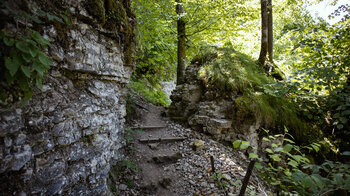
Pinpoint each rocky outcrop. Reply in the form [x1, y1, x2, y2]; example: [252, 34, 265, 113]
[168, 55, 260, 147]
[0, 0, 135, 195]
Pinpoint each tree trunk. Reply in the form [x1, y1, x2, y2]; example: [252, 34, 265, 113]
[258, 0, 268, 66]
[267, 0, 273, 63]
[176, 0, 186, 85]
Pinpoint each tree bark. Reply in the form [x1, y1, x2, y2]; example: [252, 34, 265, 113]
[267, 0, 273, 63]
[258, 0, 268, 66]
[176, 0, 186, 85]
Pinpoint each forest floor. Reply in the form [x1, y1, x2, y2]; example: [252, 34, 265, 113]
[109, 95, 268, 196]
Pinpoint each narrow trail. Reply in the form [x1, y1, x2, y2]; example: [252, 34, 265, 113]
[111, 97, 267, 196]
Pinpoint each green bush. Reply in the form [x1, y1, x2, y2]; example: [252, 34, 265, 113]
[128, 79, 170, 106]
[234, 128, 350, 195]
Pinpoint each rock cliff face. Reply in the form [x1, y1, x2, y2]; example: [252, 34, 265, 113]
[0, 0, 135, 195]
[169, 57, 260, 147]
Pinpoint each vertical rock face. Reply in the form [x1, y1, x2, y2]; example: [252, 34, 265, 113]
[0, 0, 135, 195]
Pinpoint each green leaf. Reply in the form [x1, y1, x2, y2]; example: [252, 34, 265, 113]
[337, 124, 344, 129]
[25, 39, 38, 47]
[18, 76, 29, 91]
[254, 162, 263, 169]
[5, 57, 20, 76]
[36, 9, 47, 17]
[35, 77, 43, 90]
[284, 170, 292, 177]
[262, 137, 270, 142]
[22, 53, 32, 63]
[302, 176, 314, 188]
[284, 138, 295, 144]
[334, 173, 343, 185]
[270, 154, 281, 162]
[33, 62, 46, 76]
[310, 143, 320, 152]
[60, 14, 69, 23]
[339, 117, 348, 124]
[46, 13, 54, 21]
[342, 110, 350, 116]
[38, 52, 52, 67]
[240, 141, 250, 150]
[28, 47, 38, 58]
[311, 174, 325, 189]
[53, 15, 64, 23]
[20, 65, 31, 78]
[28, 15, 43, 23]
[3, 37, 15, 46]
[342, 151, 350, 156]
[270, 180, 281, 185]
[274, 147, 283, 152]
[16, 41, 30, 53]
[31, 31, 50, 46]
[249, 153, 259, 159]
[288, 160, 299, 168]
[233, 140, 241, 148]
[283, 144, 293, 153]
[266, 148, 274, 154]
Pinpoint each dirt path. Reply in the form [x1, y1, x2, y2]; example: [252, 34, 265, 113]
[110, 97, 267, 196]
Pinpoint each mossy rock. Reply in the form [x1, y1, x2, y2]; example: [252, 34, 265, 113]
[234, 95, 255, 122]
[104, 0, 126, 29]
[86, 0, 106, 24]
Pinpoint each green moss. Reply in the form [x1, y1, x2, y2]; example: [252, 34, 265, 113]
[86, 0, 106, 24]
[84, 0, 135, 66]
[103, 0, 135, 66]
[198, 47, 273, 94]
[234, 92, 307, 139]
[195, 47, 307, 138]
[53, 20, 70, 49]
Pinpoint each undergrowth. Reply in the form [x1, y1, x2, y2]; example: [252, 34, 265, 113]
[128, 79, 170, 106]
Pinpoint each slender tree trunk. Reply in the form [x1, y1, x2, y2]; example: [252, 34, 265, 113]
[267, 0, 273, 63]
[258, 0, 268, 66]
[176, 0, 186, 85]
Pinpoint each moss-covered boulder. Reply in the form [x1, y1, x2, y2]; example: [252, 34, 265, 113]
[169, 46, 307, 145]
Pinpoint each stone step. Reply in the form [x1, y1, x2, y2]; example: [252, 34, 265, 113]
[152, 152, 182, 164]
[139, 136, 186, 143]
[129, 125, 167, 130]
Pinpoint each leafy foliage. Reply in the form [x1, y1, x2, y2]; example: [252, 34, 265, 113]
[128, 79, 170, 106]
[265, 4, 350, 151]
[132, 0, 177, 86]
[0, 1, 70, 103]
[233, 128, 350, 195]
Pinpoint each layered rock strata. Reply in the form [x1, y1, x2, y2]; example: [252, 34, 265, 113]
[0, 0, 135, 195]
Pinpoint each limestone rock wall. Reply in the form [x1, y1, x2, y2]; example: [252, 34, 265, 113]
[0, 0, 135, 195]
